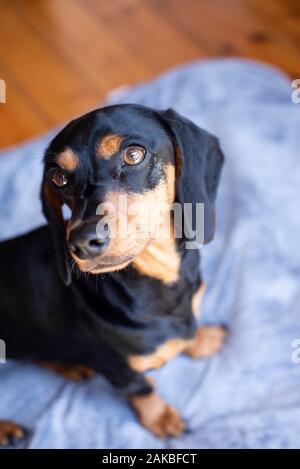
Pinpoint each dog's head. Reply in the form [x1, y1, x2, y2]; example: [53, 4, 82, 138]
[41, 104, 224, 285]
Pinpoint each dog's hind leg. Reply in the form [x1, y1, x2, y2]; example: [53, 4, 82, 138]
[0, 421, 27, 447]
[35, 362, 94, 382]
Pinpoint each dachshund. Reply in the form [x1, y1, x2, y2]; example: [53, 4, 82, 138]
[0, 104, 225, 445]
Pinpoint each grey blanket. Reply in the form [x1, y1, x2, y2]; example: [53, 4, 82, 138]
[0, 59, 299, 449]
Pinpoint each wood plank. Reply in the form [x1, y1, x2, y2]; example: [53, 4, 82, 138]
[0, 3, 103, 125]
[0, 0, 299, 149]
[249, 0, 300, 46]
[84, 0, 208, 73]
[11, 0, 152, 91]
[149, 0, 300, 76]
[0, 64, 49, 147]
[211, 0, 300, 76]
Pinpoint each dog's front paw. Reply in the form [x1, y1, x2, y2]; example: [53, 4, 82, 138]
[148, 402, 186, 438]
[0, 421, 27, 447]
[185, 326, 227, 359]
[131, 392, 186, 438]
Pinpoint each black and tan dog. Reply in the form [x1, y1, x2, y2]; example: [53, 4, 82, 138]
[0, 104, 225, 445]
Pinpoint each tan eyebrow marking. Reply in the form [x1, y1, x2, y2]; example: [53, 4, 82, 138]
[96, 134, 124, 159]
[56, 149, 79, 171]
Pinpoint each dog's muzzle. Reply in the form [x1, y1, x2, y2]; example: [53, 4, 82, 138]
[68, 223, 109, 259]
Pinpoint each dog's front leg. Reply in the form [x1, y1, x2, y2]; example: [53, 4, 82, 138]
[126, 338, 194, 438]
[186, 282, 227, 358]
[184, 326, 227, 359]
[129, 377, 186, 438]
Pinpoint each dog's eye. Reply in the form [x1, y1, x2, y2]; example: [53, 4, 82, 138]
[51, 170, 68, 187]
[123, 146, 145, 166]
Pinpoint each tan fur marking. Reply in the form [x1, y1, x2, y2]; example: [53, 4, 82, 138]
[192, 283, 205, 318]
[132, 234, 180, 284]
[185, 326, 226, 359]
[71, 164, 180, 282]
[37, 362, 94, 382]
[166, 164, 176, 204]
[97, 134, 124, 159]
[56, 149, 79, 171]
[129, 326, 226, 373]
[128, 338, 188, 373]
[0, 421, 24, 446]
[132, 164, 179, 284]
[130, 388, 186, 438]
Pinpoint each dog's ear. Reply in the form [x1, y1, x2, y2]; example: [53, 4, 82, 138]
[158, 109, 224, 246]
[41, 177, 71, 286]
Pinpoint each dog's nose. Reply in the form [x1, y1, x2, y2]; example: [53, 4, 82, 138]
[68, 223, 109, 259]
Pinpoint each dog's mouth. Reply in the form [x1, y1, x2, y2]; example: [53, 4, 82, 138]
[70, 252, 137, 274]
[89, 255, 135, 273]
[89, 258, 134, 274]
[68, 229, 155, 274]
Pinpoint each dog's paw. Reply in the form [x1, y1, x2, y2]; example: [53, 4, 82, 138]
[37, 362, 94, 382]
[131, 392, 186, 438]
[185, 326, 227, 359]
[0, 421, 27, 448]
[147, 403, 187, 438]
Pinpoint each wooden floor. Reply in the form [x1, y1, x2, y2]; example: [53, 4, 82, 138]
[0, 0, 299, 149]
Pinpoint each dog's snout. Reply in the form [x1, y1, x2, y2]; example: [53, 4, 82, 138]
[68, 223, 109, 259]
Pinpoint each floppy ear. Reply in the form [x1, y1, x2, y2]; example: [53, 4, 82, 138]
[158, 109, 224, 246]
[41, 178, 71, 286]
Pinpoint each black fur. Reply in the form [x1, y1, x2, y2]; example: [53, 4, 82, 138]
[0, 104, 224, 396]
